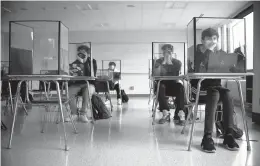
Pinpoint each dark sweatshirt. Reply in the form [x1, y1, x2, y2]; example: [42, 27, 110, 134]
[192, 44, 222, 89]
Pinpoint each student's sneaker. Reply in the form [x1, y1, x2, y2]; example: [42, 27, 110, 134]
[201, 135, 216, 153]
[223, 134, 240, 151]
[64, 114, 78, 122]
[104, 100, 110, 105]
[158, 112, 171, 124]
[117, 99, 122, 105]
[178, 110, 185, 126]
[78, 115, 89, 123]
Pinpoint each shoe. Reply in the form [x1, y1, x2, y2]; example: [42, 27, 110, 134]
[78, 115, 89, 123]
[178, 110, 185, 126]
[159, 111, 171, 124]
[223, 134, 239, 151]
[232, 125, 243, 139]
[117, 99, 122, 105]
[64, 114, 78, 122]
[201, 135, 216, 153]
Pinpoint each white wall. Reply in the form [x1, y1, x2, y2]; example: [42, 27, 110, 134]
[253, 2, 260, 115]
[69, 30, 186, 94]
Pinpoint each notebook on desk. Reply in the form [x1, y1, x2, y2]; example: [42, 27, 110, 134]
[207, 53, 238, 73]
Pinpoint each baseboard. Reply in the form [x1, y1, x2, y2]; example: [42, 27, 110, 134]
[252, 112, 260, 125]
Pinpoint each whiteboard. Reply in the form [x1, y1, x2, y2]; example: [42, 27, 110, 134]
[92, 43, 151, 73]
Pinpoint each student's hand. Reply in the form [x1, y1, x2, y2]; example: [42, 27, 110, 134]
[163, 56, 172, 64]
[207, 43, 217, 51]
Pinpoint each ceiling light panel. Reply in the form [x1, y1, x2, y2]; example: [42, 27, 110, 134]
[160, 9, 183, 23]
[165, 2, 187, 9]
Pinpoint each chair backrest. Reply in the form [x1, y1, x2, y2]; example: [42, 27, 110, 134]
[95, 80, 111, 93]
[113, 72, 121, 80]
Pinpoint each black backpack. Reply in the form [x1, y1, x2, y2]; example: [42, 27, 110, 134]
[91, 94, 111, 120]
[121, 89, 129, 103]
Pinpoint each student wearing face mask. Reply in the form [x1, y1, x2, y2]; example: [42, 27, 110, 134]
[65, 45, 97, 123]
[104, 62, 122, 105]
[193, 28, 240, 153]
[153, 44, 188, 125]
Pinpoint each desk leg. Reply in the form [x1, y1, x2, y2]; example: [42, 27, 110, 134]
[152, 80, 161, 125]
[86, 81, 95, 124]
[106, 81, 113, 113]
[19, 96, 28, 116]
[55, 81, 69, 151]
[8, 80, 23, 149]
[8, 81, 14, 115]
[236, 79, 251, 151]
[188, 79, 204, 151]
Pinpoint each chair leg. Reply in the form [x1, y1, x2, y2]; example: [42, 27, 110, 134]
[8, 82, 14, 115]
[181, 105, 194, 134]
[86, 81, 95, 124]
[151, 96, 155, 116]
[64, 81, 78, 134]
[148, 87, 152, 105]
[19, 96, 28, 116]
[41, 105, 48, 133]
[55, 81, 69, 151]
[65, 104, 78, 134]
[236, 79, 251, 151]
[152, 80, 161, 125]
[1, 121, 7, 130]
[106, 81, 113, 113]
[188, 79, 204, 151]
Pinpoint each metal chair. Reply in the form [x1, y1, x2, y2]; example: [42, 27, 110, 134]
[151, 80, 193, 125]
[181, 83, 223, 134]
[185, 78, 251, 151]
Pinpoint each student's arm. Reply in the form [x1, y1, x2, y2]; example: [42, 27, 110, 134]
[153, 59, 162, 76]
[194, 50, 202, 72]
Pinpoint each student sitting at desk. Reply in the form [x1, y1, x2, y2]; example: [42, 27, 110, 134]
[105, 61, 122, 105]
[195, 28, 239, 152]
[153, 44, 187, 125]
[65, 45, 97, 123]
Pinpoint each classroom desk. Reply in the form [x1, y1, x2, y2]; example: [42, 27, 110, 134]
[5, 75, 95, 151]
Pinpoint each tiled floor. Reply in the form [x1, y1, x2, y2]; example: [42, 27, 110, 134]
[1, 97, 260, 166]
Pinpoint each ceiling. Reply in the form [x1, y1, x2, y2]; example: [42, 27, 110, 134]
[1, 1, 250, 32]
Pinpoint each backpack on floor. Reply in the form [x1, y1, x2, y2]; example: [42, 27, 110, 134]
[121, 89, 129, 103]
[91, 94, 112, 120]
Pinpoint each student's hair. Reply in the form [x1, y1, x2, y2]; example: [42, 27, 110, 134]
[77, 45, 90, 53]
[201, 28, 219, 40]
[161, 44, 174, 52]
[109, 62, 116, 66]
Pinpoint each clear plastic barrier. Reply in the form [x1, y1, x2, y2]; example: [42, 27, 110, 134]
[9, 21, 69, 75]
[187, 17, 246, 74]
[152, 42, 185, 77]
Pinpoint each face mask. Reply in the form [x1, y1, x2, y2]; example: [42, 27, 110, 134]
[77, 53, 88, 63]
